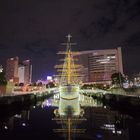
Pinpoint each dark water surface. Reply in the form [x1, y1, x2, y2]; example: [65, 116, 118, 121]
[0, 96, 140, 140]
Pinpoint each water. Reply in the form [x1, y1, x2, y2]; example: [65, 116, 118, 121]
[0, 94, 140, 140]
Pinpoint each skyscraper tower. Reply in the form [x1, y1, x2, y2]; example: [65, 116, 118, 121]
[23, 60, 32, 84]
[18, 64, 25, 84]
[6, 56, 19, 83]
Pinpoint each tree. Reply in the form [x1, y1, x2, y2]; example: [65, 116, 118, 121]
[0, 72, 7, 85]
[46, 82, 55, 88]
[111, 72, 124, 87]
[37, 82, 43, 86]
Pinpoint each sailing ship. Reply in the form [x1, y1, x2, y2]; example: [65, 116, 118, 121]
[53, 35, 86, 140]
[55, 34, 83, 116]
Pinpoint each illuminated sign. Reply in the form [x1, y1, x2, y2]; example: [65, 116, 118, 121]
[47, 76, 52, 80]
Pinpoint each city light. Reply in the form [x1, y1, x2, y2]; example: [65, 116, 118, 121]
[0, 65, 3, 73]
[22, 123, 26, 127]
[42, 99, 52, 108]
[47, 76, 52, 80]
[4, 126, 8, 130]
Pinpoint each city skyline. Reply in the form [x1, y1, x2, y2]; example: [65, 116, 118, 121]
[0, 0, 140, 81]
[6, 56, 32, 84]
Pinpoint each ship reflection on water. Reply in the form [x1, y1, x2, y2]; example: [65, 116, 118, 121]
[0, 94, 140, 140]
[52, 117, 86, 140]
[53, 90, 86, 140]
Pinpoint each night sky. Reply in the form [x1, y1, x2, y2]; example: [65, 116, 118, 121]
[0, 0, 140, 82]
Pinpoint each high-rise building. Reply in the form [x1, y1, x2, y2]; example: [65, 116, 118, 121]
[18, 65, 25, 84]
[18, 60, 32, 85]
[6, 57, 19, 83]
[6, 57, 32, 85]
[22, 60, 32, 84]
[74, 47, 123, 84]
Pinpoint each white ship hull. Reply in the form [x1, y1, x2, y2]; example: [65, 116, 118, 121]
[59, 85, 80, 116]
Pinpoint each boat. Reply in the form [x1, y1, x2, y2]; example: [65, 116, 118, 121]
[55, 34, 83, 117]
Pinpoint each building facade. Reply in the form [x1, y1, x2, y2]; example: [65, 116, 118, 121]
[23, 60, 32, 84]
[6, 57, 32, 85]
[18, 65, 25, 84]
[6, 57, 19, 83]
[74, 47, 123, 84]
[18, 60, 32, 85]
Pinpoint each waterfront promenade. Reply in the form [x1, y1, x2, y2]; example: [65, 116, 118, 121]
[1, 85, 140, 99]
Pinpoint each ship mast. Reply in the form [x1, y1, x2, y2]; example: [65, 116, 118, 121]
[55, 34, 83, 86]
[66, 34, 72, 84]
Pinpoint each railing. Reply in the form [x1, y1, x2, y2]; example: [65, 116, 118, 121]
[0, 87, 59, 97]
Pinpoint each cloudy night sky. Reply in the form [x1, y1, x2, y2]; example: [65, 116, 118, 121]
[0, 0, 140, 81]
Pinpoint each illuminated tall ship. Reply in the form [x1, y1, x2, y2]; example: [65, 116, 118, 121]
[55, 34, 83, 117]
[53, 35, 85, 140]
